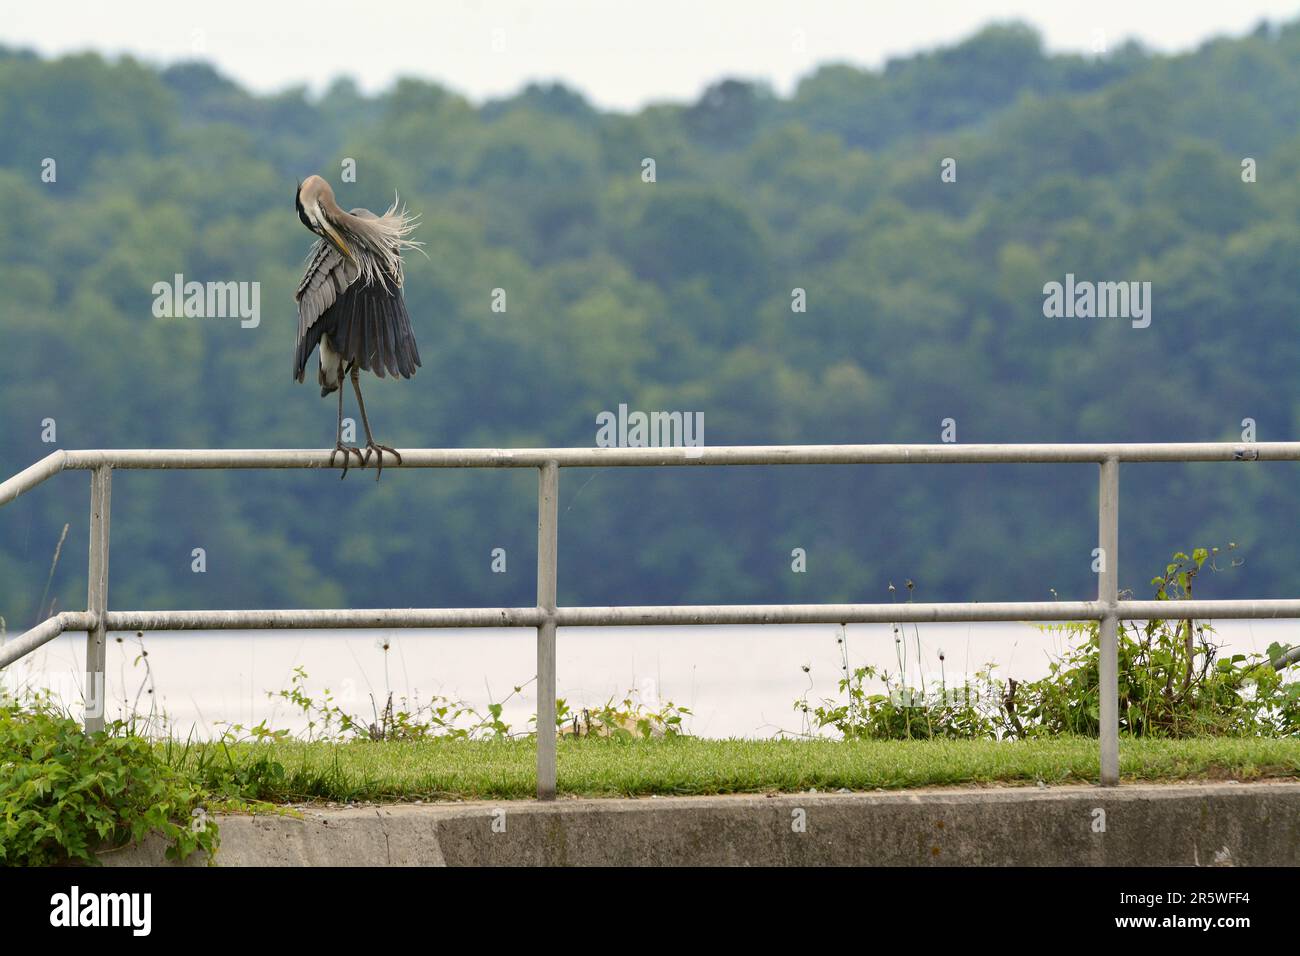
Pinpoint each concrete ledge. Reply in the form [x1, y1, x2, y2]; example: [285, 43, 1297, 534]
[99, 781, 1300, 867]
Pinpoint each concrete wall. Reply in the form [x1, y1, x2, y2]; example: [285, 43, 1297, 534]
[100, 782, 1300, 867]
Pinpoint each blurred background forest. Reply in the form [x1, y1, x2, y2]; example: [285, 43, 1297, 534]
[1, 19, 1299, 627]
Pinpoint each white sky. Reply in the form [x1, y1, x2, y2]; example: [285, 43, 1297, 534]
[4, 0, 1298, 110]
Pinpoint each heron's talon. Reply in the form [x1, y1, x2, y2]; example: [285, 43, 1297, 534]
[363, 442, 401, 480]
[330, 443, 365, 479]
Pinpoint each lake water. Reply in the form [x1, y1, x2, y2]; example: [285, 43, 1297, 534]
[4, 620, 1294, 739]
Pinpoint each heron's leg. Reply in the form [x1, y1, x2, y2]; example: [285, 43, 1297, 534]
[350, 366, 402, 480]
[327, 366, 364, 478]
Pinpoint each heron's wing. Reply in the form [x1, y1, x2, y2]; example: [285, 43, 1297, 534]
[293, 235, 421, 383]
[293, 239, 360, 382]
[329, 274, 422, 380]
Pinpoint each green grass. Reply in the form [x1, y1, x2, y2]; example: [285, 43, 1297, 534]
[164, 736, 1300, 804]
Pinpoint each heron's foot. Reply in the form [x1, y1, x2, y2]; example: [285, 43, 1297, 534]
[362, 442, 402, 480]
[329, 442, 366, 479]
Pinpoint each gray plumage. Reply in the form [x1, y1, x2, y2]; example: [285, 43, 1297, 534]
[293, 174, 421, 478]
[294, 221, 421, 393]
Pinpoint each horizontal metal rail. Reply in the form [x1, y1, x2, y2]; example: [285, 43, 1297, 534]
[0, 611, 96, 669]
[3, 441, 1299, 505]
[11, 599, 1300, 670]
[2, 443, 1299, 796]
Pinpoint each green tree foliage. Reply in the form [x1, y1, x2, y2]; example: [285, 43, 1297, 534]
[2, 20, 1300, 624]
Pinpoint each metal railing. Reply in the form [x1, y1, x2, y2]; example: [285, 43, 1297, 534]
[3, 442, 1300, 798]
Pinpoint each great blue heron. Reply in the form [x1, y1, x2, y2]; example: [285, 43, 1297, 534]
[294, 174, 421, 479]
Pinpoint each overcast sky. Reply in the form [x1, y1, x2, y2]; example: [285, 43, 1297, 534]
[4, 0, 1298, 110]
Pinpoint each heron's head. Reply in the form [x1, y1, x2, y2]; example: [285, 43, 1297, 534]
[296, 175, 356, 264]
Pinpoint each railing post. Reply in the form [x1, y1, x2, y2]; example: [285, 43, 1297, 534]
[1098, 457, 1119, 786]
[535, 460, 559, 800]
[85, 465, 111, 734]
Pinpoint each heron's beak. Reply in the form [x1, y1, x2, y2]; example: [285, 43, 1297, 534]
[321, 222, 356, 264]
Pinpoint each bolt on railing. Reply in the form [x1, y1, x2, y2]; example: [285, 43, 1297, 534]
[3, 442, 1300, 798]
